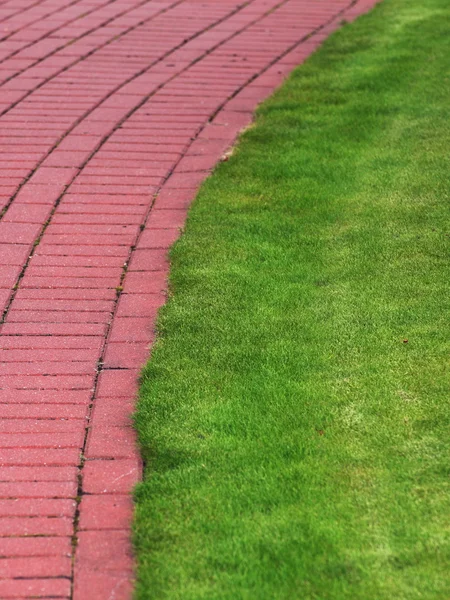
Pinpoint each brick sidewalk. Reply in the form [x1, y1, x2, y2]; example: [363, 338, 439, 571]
[0, 0, 378, 597]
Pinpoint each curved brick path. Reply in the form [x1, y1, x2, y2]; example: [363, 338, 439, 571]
[0, 0, 378, 597]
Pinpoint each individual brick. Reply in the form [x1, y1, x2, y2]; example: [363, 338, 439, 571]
[83, 459, 141, 495]
[79, 495, 134, 530]
[85, 425, 138, 460]
[0, 578, 71, 598]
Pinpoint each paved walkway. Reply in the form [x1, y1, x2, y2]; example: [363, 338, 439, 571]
[0, 0, 378, 597]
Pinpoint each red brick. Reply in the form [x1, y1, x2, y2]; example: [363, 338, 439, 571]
[0, 347, 100, 362]
[1, 322, 107, 336]
[165, 170, 207, 189]
[0, 266, 21, 288]
[146, 208, 188, 229]
[85, 426, 137, 460]
[96, 370, 139, 398]
[0, 404, 87, 419]
[79, 495, 133, 530]
[0, 555, 71, 579]
[28, 166, 78, 186]
[59, 203, 145, 217]
[0, 536, 71, 557]
[46, 223, 139, 237]
[0, 339, 97, 358]
[69, 184, 153, 196]
[73, 570, 133, 600]
[176, 154, 218, 172]
[0, 379, 93, 397]
[0, 290, 10, 312]
[0, 373, 95, 390]
[116, 294, 162, 318]
[122, 271, 167, 294]
[0, 578, 71, 598]
[63, 193, 147, 206]
[103, 342, 150, 370]
[0, 516, 72, 537]
[57, 135, 102, 152]
[90, 396, 136, 428]
[0, 420, 82, 435]
[0, 498, 76, 517]
[37, 244, 130, 258]
[0, 466, 77, 482]
[0, 448, 80, 466]
[14, 183, 65, 205]
[137, 227, 180, 249]
[26, 265, 122, 278]
[83, 459, 141, 495]
[0, 480, 77, 499]
[0, 359, 94, 374]
[128, 248, 169, 271]
[0, 430, 83, 447]
[0, 245, 30, 267]
[108, 316, 155, 344]
[2, 203, 52, 223]
[213, 109, 253, 129]
[15, 287, 116, 301]
[186, 137, 230, 158]
[30, 255, 125, 270]
[75, 530, 133, 572]
[21, 276, 119, 290]
[42, 150, 91, 168]
[53, 212, 143, 226]
[41, 233, 136, 246]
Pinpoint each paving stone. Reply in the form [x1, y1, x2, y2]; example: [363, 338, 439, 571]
[85, 425, 138, 460]
[127, 248, 169, 272]
[83, 459, 141, 495]
[73, 570, 133, 600]
[79, 494, 134, 530]
[107, 316, 155, 344]
[0, 555, 72, 579]
[0, 578, 71, 599]
[0, 536, 72, 557]
[0, 466, 78, 482]
[75, 530, 133, 572]
[90, 396, 136, 428]
[0, 498, 76, 518]
[103, 342, 151, 370]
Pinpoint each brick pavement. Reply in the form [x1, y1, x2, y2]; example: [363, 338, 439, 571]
[0, 0, 379, 597]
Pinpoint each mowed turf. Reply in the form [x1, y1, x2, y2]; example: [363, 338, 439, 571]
[133, 0, 450, 598]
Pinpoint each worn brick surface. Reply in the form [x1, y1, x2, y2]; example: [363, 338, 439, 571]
[0, 0, 379, 596]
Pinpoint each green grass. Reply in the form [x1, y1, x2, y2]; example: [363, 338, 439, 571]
[133, 0, 450, 597]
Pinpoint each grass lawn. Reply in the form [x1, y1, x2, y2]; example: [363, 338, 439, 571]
[133, 0, 450, 597]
